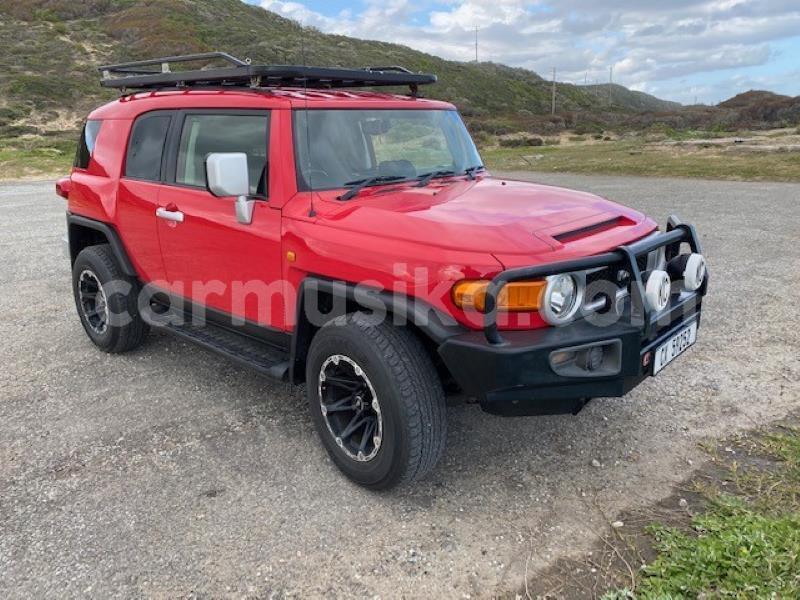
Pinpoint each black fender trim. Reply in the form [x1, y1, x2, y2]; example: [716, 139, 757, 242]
[67, 213, 138, 278]
[289, 276, 466, 383]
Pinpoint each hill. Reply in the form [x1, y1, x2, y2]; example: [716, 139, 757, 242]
[0, 0, 678, 136]
[582, 83, 681, 113]
[716, 90, 800, 127]
[718, 90, 792, 109]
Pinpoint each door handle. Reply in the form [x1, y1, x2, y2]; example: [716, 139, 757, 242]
[156, 207, 184, 223]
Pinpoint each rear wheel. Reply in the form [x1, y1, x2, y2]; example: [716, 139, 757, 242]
[72, 244, 148, 353]
[306, 313, 447, 489]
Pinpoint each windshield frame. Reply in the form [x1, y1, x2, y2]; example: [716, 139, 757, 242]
[291, 107, 483, 193]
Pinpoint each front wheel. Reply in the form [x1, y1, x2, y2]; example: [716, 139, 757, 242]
[306, 313, 447, 489]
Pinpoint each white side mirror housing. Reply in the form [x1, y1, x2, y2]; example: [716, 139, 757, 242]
[206, 152, 249, 197]
[206, 152, 254, 224]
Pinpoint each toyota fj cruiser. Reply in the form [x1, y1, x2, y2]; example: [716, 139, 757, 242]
[56, 53, 708, 489]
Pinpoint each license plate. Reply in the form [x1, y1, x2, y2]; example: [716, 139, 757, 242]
[652, 320, 698, 375]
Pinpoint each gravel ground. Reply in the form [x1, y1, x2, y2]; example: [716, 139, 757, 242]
[1, 174, 798, 598]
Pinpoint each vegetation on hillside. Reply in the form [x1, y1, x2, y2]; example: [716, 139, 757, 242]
[583, 83, 680, 112]
[482, 131, 800, 182]
[2, 0, 799, 182]
[0, 0, 673, 137]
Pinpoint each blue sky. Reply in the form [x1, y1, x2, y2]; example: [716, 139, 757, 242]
[246, 1, 800, 104]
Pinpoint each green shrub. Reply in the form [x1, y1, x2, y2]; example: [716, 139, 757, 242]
[499, 135, 543, 148]
[0, 106, 29, 127]
[637, 500, 800, 598]
[0, 124, 39, 136]
[471, 130, 493, 148]
[574, 123, 604, 135]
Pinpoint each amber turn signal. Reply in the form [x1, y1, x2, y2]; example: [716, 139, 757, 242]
[451, 279, 545, 312]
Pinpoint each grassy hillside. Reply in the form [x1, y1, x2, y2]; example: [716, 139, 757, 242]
[0, 0, 676, 136]
[583, 83, 681, 112]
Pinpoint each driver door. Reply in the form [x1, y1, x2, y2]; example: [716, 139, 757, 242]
[156, 110, 285, 330]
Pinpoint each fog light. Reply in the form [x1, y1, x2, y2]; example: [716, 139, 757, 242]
[645, 269, 671, 312]
[550, 350, 576, 367]
[577, 346, 604, 371]
[667, 253, 707, 292]
[550, 340, 622, 377]
[682, 253, 706, 291]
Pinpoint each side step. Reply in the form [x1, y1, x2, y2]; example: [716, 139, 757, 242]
[157, 320, 290, 381]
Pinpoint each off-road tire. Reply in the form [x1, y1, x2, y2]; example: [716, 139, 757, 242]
[306, 312, 447, 489]
[72, 244, 148, 353]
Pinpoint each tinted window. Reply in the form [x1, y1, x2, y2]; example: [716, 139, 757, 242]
[176, 113, 269, 197]
[125, 114, 171, 181]
[74, 120, 102, 169]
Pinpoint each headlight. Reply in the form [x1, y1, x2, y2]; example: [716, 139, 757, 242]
[541, 273, 584, 325]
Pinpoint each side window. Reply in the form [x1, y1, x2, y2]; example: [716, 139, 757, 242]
[176, 113, 270, 197]
[74, 120, 102, 169]
[125, 113, 172, 181]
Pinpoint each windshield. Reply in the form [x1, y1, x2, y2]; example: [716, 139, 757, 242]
[293, 109, 482, 191]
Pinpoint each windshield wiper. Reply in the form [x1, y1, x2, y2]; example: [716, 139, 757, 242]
[463, 164, 485, 180]
[339, 175, 407, 201]
[415, 169, 457, 188]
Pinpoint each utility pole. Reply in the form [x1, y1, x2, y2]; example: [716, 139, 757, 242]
[551, 67, 556, 115]
[608, 65, 613, 106]
[474, 26, 479, 63]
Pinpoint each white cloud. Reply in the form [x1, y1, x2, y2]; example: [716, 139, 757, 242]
[256, 0, 800, 103]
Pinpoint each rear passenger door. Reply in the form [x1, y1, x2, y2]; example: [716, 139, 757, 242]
[156, 110, 285, 330]
[117, 111, 174, 282]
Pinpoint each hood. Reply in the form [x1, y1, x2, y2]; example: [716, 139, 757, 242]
[312, 177, 657, 267]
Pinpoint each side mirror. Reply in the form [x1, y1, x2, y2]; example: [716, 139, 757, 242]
[205, 152, 254, 224]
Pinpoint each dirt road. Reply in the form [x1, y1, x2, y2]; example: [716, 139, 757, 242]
[1, 174, 798, 597]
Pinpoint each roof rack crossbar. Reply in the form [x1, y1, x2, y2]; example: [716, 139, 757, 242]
[99, 52, 248, 75]
[365, 65, 413, 74]
[98, 53, 436, 95]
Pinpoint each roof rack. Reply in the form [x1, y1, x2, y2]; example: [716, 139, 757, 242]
[98, 52, 436, 96]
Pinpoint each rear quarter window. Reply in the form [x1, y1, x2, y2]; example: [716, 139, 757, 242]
[125, 113, 172, 181]
[74, 120, 102, 169]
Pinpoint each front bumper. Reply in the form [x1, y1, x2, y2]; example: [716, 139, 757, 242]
[438, 295, 702, 415]
[437, 217, 708, 416]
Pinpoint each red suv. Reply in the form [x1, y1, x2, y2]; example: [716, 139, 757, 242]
[56, 53, 708, 489]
